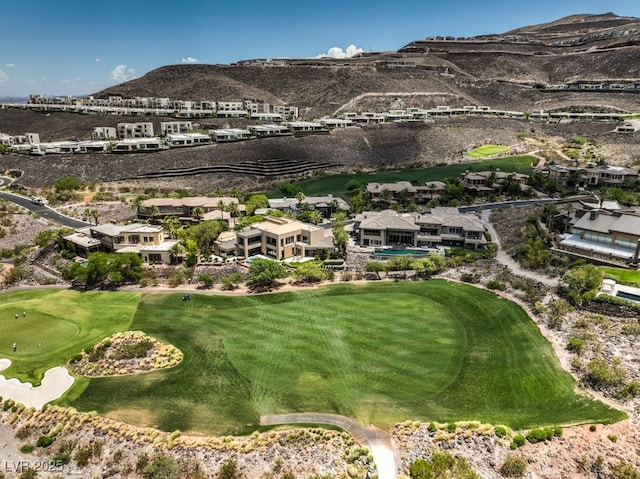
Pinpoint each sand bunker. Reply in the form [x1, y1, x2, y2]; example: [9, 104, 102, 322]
[0, 359, 74, 409]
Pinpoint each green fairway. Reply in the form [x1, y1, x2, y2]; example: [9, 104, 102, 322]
[599, 267, 640, 286]
[271, 155, 535, 197]
[466, 144, 511, 158]
[0, 289, 140, 383]
[59, 281, 622, 435]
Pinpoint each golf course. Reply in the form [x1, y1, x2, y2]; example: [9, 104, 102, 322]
[0, 281, 624, 436]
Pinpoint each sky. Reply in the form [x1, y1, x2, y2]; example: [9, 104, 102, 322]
[1, 0, 640, 98]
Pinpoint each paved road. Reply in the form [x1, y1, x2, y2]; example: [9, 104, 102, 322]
[261, 413, 397, 479]
[0, 189, 89, 229]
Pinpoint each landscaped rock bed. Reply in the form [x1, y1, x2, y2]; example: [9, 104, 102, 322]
[69, 330, 183, 377]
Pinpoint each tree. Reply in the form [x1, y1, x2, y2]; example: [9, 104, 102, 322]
[245, 194, 269, 215]
[225, 202, 240, 218]
[89, 208, 101, 225]
[295, 191, 306, 206]
[386, 255, 414, 279]
[248, 258, 287, 290]
[146, 205, 160, 224]
[169, 241, 185, 264]
[191, 206, 204, 222]
[560, 264, 602, 304]
[293, 262, 324, 283]
[55, 175, 82, 193]
[162, 216, 181, 239]
[331, 212, 349, 258]
[365, 261, 385, 279]
[187, 221, 226, 256]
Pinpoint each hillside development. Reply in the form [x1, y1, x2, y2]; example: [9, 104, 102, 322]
[1, 11, 640, 479]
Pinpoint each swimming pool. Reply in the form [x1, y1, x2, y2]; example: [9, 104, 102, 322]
[374, 248, 432, 257]
[616, 291, 640, 303]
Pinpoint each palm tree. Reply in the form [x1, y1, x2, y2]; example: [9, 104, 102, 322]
[162, 216, 181, 239]
[564, 203, 576, 233]
[147, 205, 160, 224]
[225, 202, 240, 218]
[212, 187, 224, 197]
[90, 209, 101, 225]
[229, 186, 242, 200]
[192, 206, 204, 222]
[309, 210, 324, 225]
[169, 241, 185, 265]
[83, 207, 93, 225]
[131, 196, 144, 217]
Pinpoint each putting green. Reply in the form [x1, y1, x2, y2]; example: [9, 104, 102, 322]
[0, 313, 79, 355]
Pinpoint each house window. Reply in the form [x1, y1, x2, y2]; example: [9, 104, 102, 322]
[285, 236, 294, 244]
[266, 236, 277, 246]
[448, 227, 463, 235]
[148, 253, 162, 263]
[128, 235, 140, 244]
[363, 229, 381, 236]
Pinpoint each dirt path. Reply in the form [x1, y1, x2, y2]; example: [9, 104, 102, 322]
[261, 413, 397, 479]
[481, 209, 558, 287]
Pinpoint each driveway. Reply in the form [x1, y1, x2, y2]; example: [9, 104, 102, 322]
[261, 413, 397, 479]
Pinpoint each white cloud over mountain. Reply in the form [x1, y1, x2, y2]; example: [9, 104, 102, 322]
[109, 65, 136, 83]
[181, 56, 201, 64]
[315, 44, 364, 59]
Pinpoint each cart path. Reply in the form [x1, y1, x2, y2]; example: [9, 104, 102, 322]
[261, 413, 397, 479]
[481, 209, 558, 287]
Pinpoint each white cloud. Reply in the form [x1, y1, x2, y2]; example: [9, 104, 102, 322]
[5, 63, 15, 68]
[181, 56, 200, 64]
[109, 64, 136, 83]
[0, 70, 9, 85]
[95, 58, 101, 62]
[315, 44, 364, 59]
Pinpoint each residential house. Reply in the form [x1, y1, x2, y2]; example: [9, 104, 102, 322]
[112, 138, 165, 153]
[231, 216, 334, 260]
[353, 208, 488, 250]
[366, 181, 445, 204]
[267, 195, 350, 218]
[547, 164, 639, 188]
[559, 209, 640, 265]
[63, 223, 179, 264]
[138, 196, 245, 223]
[165, 133, 211, 147]
[461, 170, 529, 194]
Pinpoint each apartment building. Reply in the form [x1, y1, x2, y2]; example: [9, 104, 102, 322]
[160, 121, 193, 135]
[117, 122, 154, 139]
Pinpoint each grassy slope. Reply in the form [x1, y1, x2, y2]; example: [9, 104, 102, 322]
[276, 155, 535, 197]
[600, 267, 640, 286]
[0, 290, 140, 383]
[466, 145, 511, 158]
[70, 281, 622, 435]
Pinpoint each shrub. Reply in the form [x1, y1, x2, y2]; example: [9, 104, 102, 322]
[217, 459, 239, 479]
[36, 435, 54, 447]
[486, 279, 506, 291]
[587, 357, 627, 388]
[567, 337, 586, 354]
[427, 422, 437, 433]
[526, 427, 554, 443]
[74, 445, 93, 467]
[608, 434, 619, 443]
[494, 426, 507, 438]
[19, 468, 36, 479]
[52, 453, 71, 465]
[112, 339, 154, 360]
[589, 424, 597, 432]
[409, 451, 478, 479]
[142, 455, 182, 479]
[510, 434, 525, 449]
[20, 444, 35, 453]
[447, 423, 457, 433]
[610, 461, 640, 479]
[499, 454, 527, 477]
